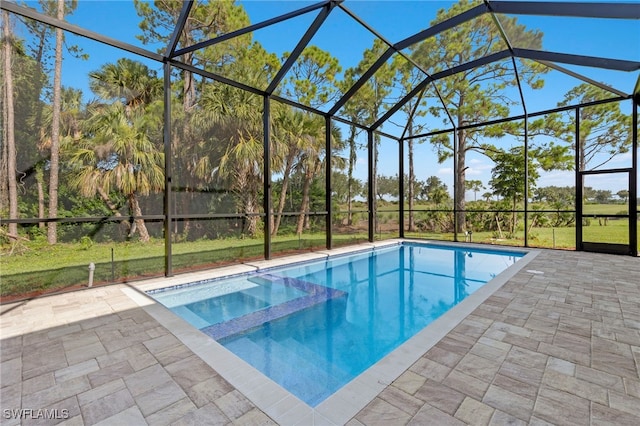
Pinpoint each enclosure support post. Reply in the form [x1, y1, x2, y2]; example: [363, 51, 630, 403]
[368, 129, 375, 242]
[163, 62, 173, 277]
[326, 115, 333, 250]
[524, 113, 529, 247]
[575, 107, 583, 251]
[263, 95, 272, 260]
[453, 128, 458, 242]
[399, 138, 405, 238]
[630, 97, 638, 256]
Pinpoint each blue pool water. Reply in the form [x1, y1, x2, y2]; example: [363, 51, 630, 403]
[150, 242, 524, 406]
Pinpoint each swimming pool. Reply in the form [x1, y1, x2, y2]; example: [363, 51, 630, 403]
[149, 242, 524, 407]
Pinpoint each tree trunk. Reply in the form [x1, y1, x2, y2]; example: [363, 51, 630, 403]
[96, 186, 132, 234]
[2, 11, 19, 237]
[455, 127, 467, 234]
[495, 214, 504, 239]
[347, 126, 357, 225]
[408, 137, 415, 232]
[243, 196, 258, 236]
[129, 194, 150, 242]
[47, 0, 64, 244]
[511, 197, 517, 236]
[272, 154, 295, 236]
[296, 168, 313, 235]
[36, 164, 45, 228]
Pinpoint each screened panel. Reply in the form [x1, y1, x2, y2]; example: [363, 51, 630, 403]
[403, 13, 509, 77]
[1, 221, 165, 299]
[582, 174, 629, 215]
[515, 59, 611, 114]
[272, 215, 327, 257]
[495, 13, 640, 63]
[171, 79, 264, 217]
[14, 0, 167, 52]
[579, 100, 633, 172]
[344, 1, 482, 44]
[270, 104, 327, 254]
[4, 16, 165, 224]
[375, 134, 400, 240]
[430, 58, 524, 128]
[372, 54, 430, 137]
[551, 64, 635, 98]
[460, 121, 526, 246]
[194, 5, 314, 91]
[527, 110, 577, 249]
[403, 133, 455, 241]
[337, 47, 399, 127]
[276, 7, 379, 111]
[332, 123, 369, 244]
[171, 217, 265, 274]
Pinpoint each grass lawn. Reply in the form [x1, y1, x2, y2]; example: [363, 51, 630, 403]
[2, 211, 636, 299]
[0, 232, 368, 298]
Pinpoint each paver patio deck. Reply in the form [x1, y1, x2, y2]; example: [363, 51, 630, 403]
[1, 247, 639, 425]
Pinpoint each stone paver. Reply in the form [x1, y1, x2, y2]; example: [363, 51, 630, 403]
[0, 287, 273, 426]
[352, 250, 640, 425]
[1, 249, 639, 425]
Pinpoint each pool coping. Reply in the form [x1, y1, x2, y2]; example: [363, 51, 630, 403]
[123, 239, 540, 425]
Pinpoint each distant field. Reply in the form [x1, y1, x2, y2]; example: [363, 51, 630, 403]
[582, 203, 629, 215]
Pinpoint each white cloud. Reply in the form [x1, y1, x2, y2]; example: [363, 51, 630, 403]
[437, 167, 453, 175]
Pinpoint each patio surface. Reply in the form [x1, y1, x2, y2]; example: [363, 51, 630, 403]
[1, 246, 639, 425]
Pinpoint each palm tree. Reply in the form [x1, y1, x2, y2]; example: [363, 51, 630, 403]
[38, 87, 84, 228]
[195, 78, 265, 237]
[88, 58, 162, 111]
[465, 180, 485, 201]
[271, 108, 316, 236]
[68, 59, 163, 242]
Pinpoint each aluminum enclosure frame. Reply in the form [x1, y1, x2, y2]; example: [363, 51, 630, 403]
[1, 0, 638, 281]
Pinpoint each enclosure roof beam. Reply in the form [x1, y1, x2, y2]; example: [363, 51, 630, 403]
[330, 3, 488, 117]
[165, 1, 193, 58]
[172, 0, 331, 58]
[405, 94, 628, 141]
[271, 95, 324, 115]
[394, 3, 489, 50]
[488, 1, 640, 19]
[168, 59, 266, 96]
[513, 48, 640, 72]
[537, 60, 629, 97]
[1, 1, 163, 62]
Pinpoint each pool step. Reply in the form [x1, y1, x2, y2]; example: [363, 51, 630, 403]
[201, 274, 347, 340]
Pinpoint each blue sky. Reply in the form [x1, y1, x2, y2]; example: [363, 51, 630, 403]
[12, 0, 639, 197]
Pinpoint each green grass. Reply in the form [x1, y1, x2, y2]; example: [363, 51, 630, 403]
[0, 232, 369, 298]
[2, 210, 636, 299]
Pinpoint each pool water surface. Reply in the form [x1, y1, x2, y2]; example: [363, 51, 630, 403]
[149, 242, 524, 406]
